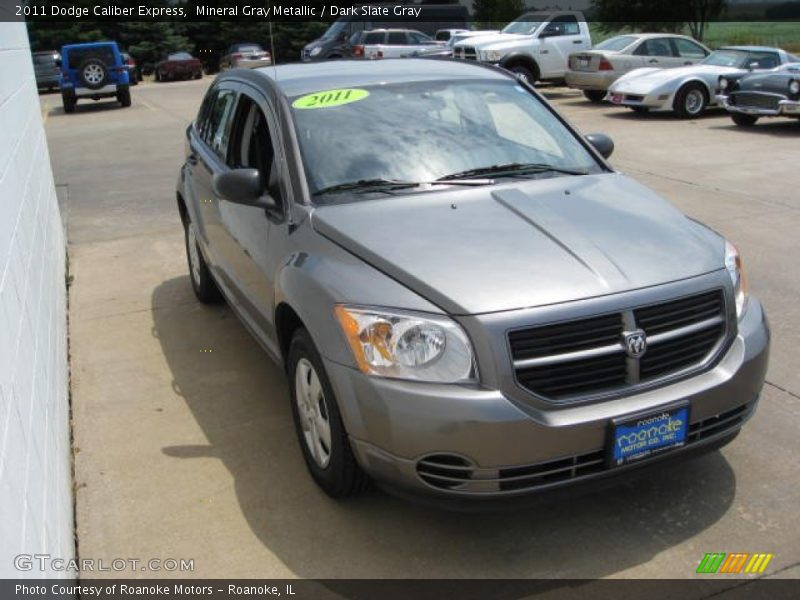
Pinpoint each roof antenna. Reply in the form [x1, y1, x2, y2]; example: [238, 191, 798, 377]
[269, 1, 277, 76]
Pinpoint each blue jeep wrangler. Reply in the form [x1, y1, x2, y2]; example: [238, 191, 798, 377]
[59, 41, 131, 113]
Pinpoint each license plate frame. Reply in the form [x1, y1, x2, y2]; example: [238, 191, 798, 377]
[607, 403, 690, 467]
[578, 57, 590, 69]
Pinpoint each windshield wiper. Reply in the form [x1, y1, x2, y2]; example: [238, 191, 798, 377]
[313, 178, 494, 197]
[437, 163, 589, 181]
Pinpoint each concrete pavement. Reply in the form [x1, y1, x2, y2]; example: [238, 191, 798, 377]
[43, 78, 800, 583]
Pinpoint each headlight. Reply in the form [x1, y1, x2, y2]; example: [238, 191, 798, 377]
[719, 77, 729, 91]
[334, 306, 476, 383]
[789, 79, 800, 95]
[482, 50, 506, 62]
[309, 46, 323, 57]
[724, 241, 749, 319]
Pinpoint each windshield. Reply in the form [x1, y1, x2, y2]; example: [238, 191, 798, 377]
[321, 20, 347, 40]
[168, 52, 193, 60]
[502, 14, 547, 35]
[33, 54, 58, 66]
[290, 80, 603, 198]
[595, 36, 637, 52]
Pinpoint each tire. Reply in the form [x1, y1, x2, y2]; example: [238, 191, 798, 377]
[732, 113, 759, 127]
[288, 328, 368, 498]
[183, 218, 221, 304]
[673, 83, 708, 119]
[508, 64, 537, 85]
[78, 58, 108, 90]
[117, 85, 131, 107]
[155, 69, 163, 82]
[195, 70, 202, 79]
[62, 92, 76, 114]
[583, 90, 606, 103]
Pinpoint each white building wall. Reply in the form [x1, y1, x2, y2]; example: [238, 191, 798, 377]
[0, 19, 73, 578]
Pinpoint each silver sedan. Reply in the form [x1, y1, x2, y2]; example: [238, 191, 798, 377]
[566, 34, 710, 102]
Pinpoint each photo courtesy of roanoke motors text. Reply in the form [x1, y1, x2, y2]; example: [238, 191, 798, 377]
[1, 0, 799, 597]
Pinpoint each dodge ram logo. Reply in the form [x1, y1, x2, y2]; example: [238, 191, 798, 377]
[623, 330, 648, 358]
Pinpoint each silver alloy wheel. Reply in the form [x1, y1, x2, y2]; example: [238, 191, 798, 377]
[685, 89, 705, 114]
[83, 63, 104, 85]
[294, 358, 332, 468]
[187, 226, 202, 286]
[514, 69, 529, 83]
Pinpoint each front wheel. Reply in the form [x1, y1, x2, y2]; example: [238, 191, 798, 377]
[288, 328, 368, 498]
[508, 65, 536, 85]
[732, 113, 759, 127]
[117, 85, 131, 107]
[674, 83, 708, 119]
[583, 90, 606, 103]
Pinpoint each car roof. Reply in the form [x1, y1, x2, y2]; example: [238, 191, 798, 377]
[254, 58, 509, 98]
[62, 42, 118, 50]
[718, 45, 782, 52]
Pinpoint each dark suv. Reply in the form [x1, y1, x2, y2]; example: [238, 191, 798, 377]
[59, 41, 131, 113]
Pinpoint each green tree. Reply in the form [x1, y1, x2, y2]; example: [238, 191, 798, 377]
[473, 0, 527, 28]
[592, 0, 726, 41]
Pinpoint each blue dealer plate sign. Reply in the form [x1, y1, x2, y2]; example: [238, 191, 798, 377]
[611, 405, 689, 466]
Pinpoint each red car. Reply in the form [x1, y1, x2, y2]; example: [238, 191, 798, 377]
[154, 52, 202, 82]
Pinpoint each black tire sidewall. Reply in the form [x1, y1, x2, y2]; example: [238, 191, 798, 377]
[117, 85, 131, 107]
[510, 65, 536, 84]
[732, 113, 758, 126]
[78, 58, 108, 90]
[583, 90, 606, 103]
[287, 328, 365, 498]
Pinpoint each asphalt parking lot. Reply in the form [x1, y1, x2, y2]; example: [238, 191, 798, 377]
[42, 76, 800, 582]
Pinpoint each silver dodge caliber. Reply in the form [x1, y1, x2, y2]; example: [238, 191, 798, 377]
[176, 59, 769, 503]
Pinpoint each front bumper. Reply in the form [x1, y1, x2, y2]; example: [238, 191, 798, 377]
[717, 94, 800, 117]
[565, 70, 618, 91]
[325, 298, 769, 502]
[234, 58, 272, 69]
[605, 89, 673, 111]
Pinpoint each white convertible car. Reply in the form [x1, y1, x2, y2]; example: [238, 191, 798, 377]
[605, 45, 799, 118]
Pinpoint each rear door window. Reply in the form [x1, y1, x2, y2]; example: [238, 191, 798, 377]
[673, 38, 708, 59]
[363, 32, 385, 45]
[387, 31, 407, 45]
[635, 38, 676, 57]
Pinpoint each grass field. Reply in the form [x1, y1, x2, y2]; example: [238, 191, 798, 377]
[590, 22, 800, 53]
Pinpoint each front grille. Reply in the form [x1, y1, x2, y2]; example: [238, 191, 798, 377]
[414, 400, 751, 494]
[455, 46, 477, 60]
[730, 92, 780, 110]
[625, 94, 645, 103]
[510, 290, 727, 402]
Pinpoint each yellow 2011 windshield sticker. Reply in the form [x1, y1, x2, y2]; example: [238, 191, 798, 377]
[292, 88, 370, 109]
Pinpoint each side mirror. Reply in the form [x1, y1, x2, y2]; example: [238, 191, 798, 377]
[539, 27, 559, 38]
[586, 133, 614, 159]
[748, 61, 758, 71]
[213, 169, 277, 210]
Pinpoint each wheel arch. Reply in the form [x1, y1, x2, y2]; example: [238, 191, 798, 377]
[499, 53, 540, 80]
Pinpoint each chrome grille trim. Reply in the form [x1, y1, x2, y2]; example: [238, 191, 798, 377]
[509, 289, 729, 403]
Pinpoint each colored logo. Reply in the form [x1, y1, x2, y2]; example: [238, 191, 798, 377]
[696, 553, 774, 574]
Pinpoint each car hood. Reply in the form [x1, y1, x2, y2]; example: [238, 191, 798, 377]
[614, 64, 742, 91]
[311, 174, 723, 315]
[456, 33, 529, 49]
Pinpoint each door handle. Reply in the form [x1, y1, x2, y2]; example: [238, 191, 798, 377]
[187, 153, 198, 166]
[683, 61, 693, 65]
[648, 59, 659, 64]
[573, 40, 583, 44]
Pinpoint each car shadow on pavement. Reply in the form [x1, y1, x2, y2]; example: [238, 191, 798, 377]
[49, 101, 127, 117]
[152, 276, 737, 579]
[601, 109, 728, 122]
[708, 120, 800, 137]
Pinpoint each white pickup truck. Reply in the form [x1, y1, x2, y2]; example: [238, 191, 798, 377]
[354, 29, 444, 59]
[452, 11, 592, 83]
